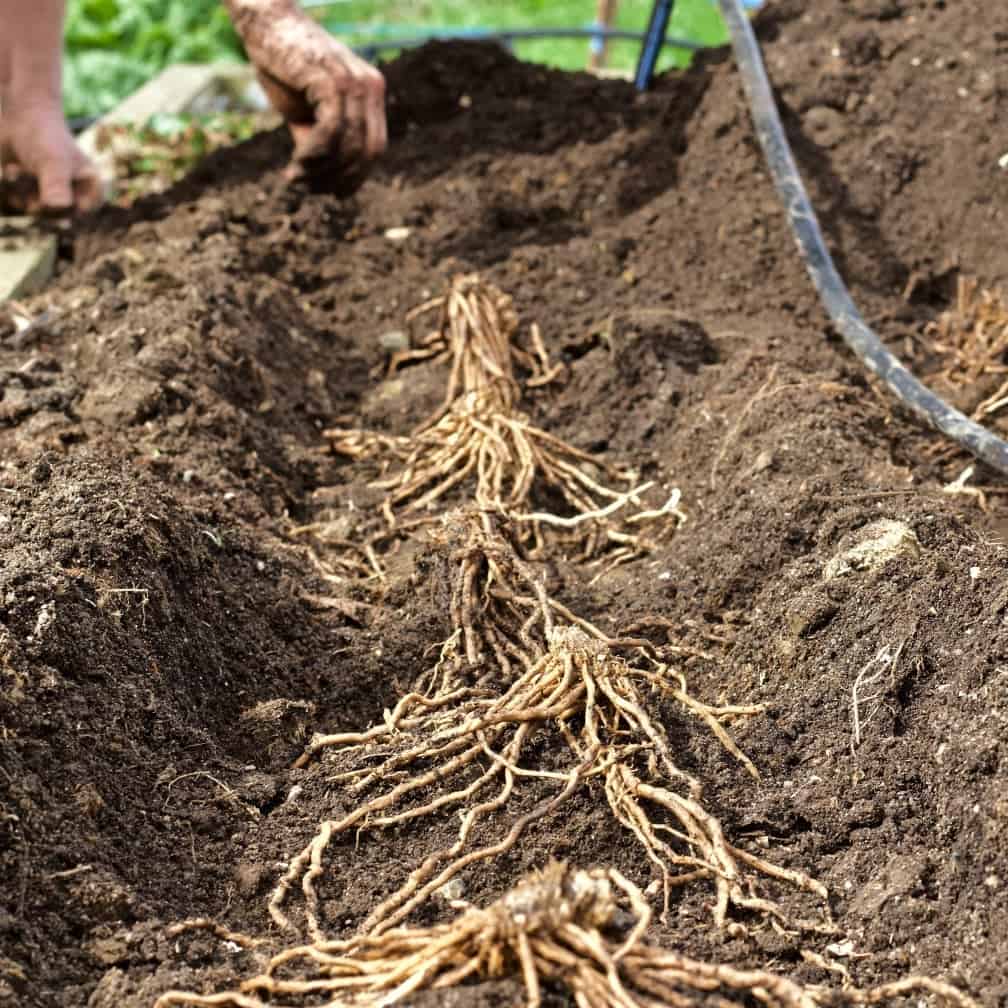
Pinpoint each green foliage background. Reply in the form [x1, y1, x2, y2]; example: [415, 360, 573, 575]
[63, 0, 729, 120]
[65, 0, 243, 118]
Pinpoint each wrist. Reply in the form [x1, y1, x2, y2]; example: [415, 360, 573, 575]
[7, 57, 62, 109]
[3, 84, 63, 117]
[0, 0, 65, 106]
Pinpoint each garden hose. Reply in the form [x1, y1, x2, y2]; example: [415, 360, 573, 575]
[349, 26, 702, 62]
[717, 0, 1008, 476]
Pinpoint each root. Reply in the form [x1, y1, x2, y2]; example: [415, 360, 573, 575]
[423, 508, 555, 689]
[322, 275, 684, 562]
[401, 272, 563, 426]
[326, 390, 682, 561]
[154, 862, 977, 1008]
[272, 524, 819, 942]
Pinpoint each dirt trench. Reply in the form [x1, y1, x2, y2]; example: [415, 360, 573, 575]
[3, 0, 1008, 1004]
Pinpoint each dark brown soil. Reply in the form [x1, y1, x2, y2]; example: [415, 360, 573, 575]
[4, 0, 1008, 1004]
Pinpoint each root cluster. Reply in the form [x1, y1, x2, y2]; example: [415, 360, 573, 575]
[392, 270, 561, 416]
[157, 276, 975, 1008]
[322, 274, 684, 563]
[270, 512, 822, 944]
[156, 862, 977, 1008]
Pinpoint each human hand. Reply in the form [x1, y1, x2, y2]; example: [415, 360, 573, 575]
[0, 100, 103, 215]
[227, 0, 387, 187]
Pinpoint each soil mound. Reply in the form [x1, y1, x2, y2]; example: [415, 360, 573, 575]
[3, 1, 1008, 1004]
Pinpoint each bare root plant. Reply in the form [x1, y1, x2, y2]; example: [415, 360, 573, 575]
[396, 270, 562, 419]
[321, 274, 684, 564]
[270, 512, 823, 943]
[155, 861, 977, 1008]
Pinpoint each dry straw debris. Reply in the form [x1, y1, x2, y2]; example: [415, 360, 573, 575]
[155, 862, 977, 1008]
[269, 510, 823, 943]
[926, 276, 1008, 418]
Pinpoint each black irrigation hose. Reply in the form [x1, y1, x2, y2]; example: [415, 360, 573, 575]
[717, 0, 1008, 476]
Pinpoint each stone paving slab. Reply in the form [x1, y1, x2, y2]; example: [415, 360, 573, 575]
[0, 219, 58, 303]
